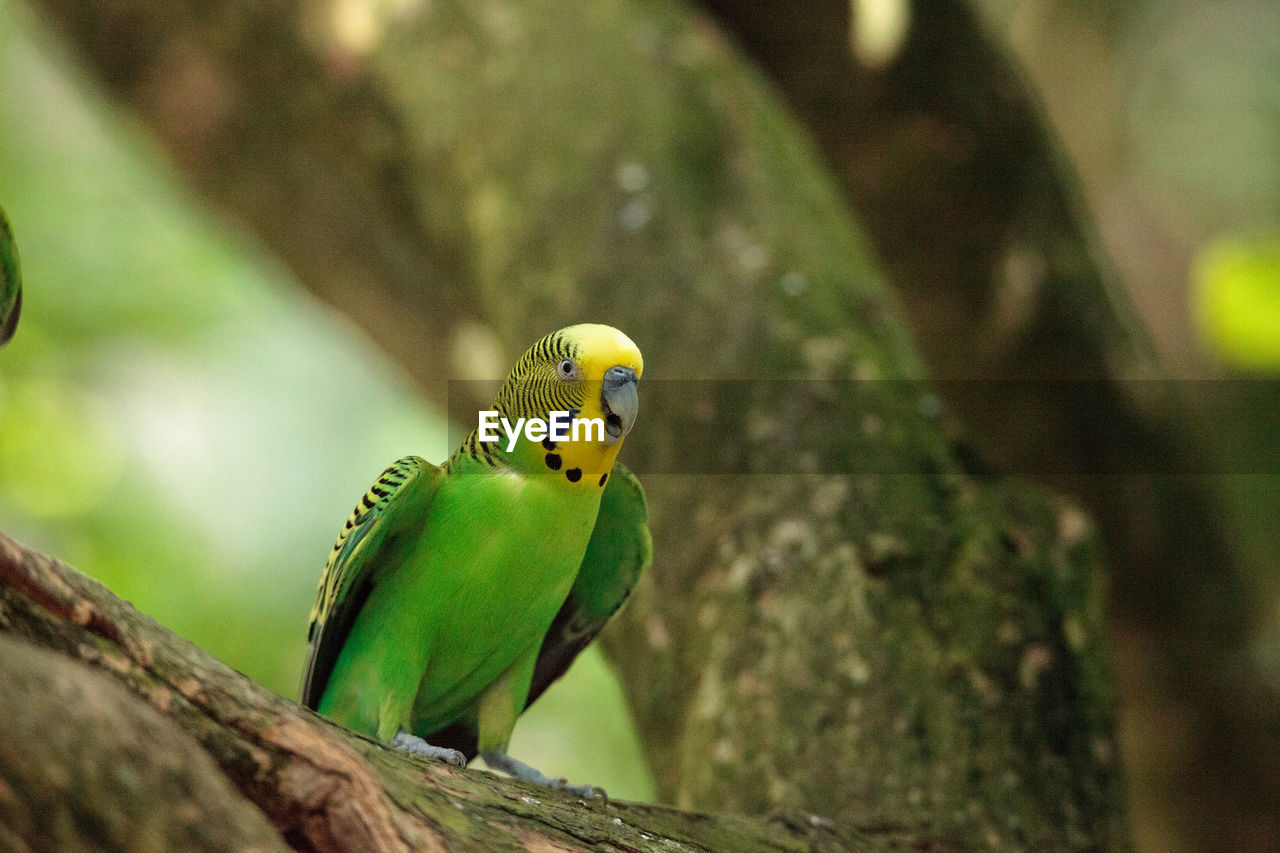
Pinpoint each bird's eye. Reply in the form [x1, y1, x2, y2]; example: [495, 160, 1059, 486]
[557, 358, 578, 380]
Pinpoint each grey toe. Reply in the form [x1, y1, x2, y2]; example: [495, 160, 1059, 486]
[390, 732, 467, 767]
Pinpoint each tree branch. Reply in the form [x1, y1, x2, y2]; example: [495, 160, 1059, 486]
[0, 530, 928, 852]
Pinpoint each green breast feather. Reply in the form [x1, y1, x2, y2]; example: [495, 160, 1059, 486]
[425, 463, 651, 759]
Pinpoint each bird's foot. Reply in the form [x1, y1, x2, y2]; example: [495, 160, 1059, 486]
[481, 749, 606, 800]
[390, 732, 467, 767]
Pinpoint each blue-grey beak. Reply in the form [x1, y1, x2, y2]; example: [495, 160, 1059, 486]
[601, 366, 639, 445]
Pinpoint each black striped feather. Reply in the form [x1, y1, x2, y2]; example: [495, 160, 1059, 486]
[446, 329, 583, 473]
[300, 456, 442, 708]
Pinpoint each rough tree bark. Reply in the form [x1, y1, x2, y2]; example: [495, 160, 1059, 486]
[15, 0, 1129, 849]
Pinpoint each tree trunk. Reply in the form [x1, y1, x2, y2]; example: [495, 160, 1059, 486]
[18, 0, 1129, 848]
[689, 4, 1277, 849]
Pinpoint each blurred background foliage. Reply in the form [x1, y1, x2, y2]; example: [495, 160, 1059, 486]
[2, 0, 1279, 838]
[1195, 236, 1280, 370]
[976, 0, 1280, 377]
[0, 0, 653, 801]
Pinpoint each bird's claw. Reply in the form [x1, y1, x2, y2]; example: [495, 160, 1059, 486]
[551, 778, 607, 800]
[480, 749, 606, 800]
[390, 732, 467, 767]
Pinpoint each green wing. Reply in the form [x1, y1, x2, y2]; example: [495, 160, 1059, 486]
[528, 463, 651, 705]
[301, 456, 443, 709]
[1, 206, 22, 347]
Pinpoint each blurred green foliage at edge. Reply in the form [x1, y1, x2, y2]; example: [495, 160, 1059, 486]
[1195, 235, 1280, 372]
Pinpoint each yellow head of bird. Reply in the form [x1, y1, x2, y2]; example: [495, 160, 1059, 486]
[488, 324, 642, 485]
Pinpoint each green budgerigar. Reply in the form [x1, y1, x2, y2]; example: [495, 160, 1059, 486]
[0, 206, 21, 346]
[301, 324, 650, 796]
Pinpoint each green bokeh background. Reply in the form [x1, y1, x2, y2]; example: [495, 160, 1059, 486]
[1195, 236, 1280, 370]
[0, 0, 654, 802]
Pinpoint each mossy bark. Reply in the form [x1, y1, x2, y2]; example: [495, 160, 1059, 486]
[25, 0, 1130, 848]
